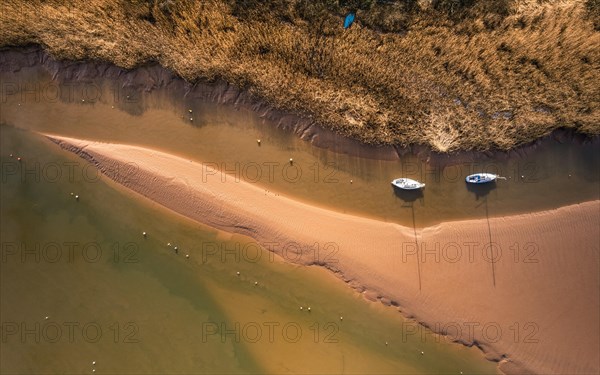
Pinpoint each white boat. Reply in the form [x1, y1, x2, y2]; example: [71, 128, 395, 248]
[465, 173, 504, 184]
[391, 178, 425, 190]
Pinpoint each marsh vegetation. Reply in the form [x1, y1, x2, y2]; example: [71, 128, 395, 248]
[1, 0, 598, 151]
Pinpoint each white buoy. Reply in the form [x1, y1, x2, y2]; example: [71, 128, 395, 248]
[188, 109, 193, 113]
[82, 99, 85, 102]
[350, 180, 353, 184]
[421, 351, 424, 355]
[385, 341, 388, 346]
[189, 117, 193, 121]
[9, 154, 13, 157]
[92, 370, 96, 373]
[257, 139, 261, 144]
[521, 175, 524, 179]
[340, 316, 343, 320]
[17, 157, 21, 162]
[289, 158, 293, 164]
[142, 232, 147, 237]
[167, 242, 171, 247]
[300, 306, 303, 310]
[174, 246, 178, 251]
[111, 105, 114, 109]
[185, 254, 189, 259]
[254, 281, 258, 286]
[45, 316, 49, 320]
[70, 192, 74, 196]
[307, 307, 311, 312]
[92, 361, 96, 365]
[236, 271, 240, 276]
[75, 195, 79, 200]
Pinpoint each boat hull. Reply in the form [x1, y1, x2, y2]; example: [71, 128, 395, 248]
[391, 178, 425, 190]
[465, 173, 497, 184]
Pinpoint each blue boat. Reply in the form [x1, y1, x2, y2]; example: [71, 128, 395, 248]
[344, 13, 355, 29]
[465, 173, 502, 184]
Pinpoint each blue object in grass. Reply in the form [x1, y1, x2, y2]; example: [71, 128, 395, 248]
[344, 13, 355, 29]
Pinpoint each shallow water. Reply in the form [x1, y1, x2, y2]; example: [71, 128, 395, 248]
[0, 126, 498, 374]
[1, 65, 598, 228]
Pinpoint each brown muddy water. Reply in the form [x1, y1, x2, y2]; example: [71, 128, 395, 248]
[0, 64, 598, 229]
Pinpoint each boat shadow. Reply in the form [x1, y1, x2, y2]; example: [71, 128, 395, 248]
[393, 187, 424, 203]
[466, 181, 497, 200]
[393, 186, 423, 290]
[467, 183, 498, 287]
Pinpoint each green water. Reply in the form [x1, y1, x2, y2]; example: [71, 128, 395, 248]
[0, 65, 598, 228]
[1, 126, 498, 373]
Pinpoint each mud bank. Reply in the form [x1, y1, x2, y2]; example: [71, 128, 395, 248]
[1, 45, 597, 163]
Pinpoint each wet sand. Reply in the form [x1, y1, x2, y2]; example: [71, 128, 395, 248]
[46, 134, 600, 375]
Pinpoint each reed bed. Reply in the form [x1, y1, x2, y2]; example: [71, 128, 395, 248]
[1, 0, 598, 151]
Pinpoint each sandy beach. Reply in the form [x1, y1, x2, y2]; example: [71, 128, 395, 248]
[48, 134, 599, 374]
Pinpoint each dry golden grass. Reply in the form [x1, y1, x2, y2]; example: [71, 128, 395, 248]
[1, 0, 598, 151]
